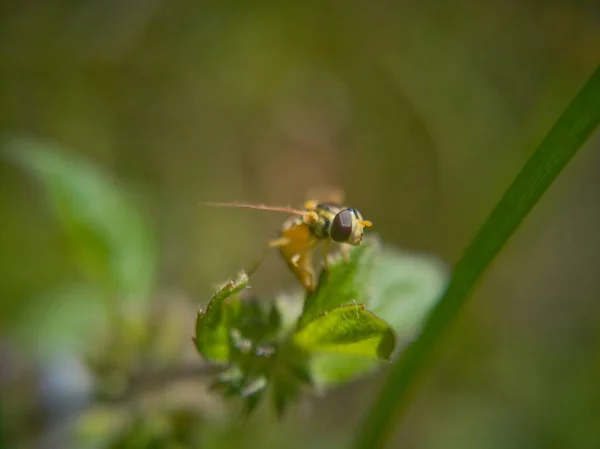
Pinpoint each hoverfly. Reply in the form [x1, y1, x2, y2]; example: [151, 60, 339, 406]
[205, 189, 372, 293]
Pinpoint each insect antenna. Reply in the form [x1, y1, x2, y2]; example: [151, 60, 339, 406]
[202, 201, 307, 216]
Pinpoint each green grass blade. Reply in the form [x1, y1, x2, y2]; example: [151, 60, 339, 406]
[353, 65, 600, 449]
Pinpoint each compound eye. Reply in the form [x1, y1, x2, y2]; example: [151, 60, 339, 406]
[330, 209, 354, 242]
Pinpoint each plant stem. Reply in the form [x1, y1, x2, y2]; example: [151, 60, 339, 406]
[352, 64, 600, 449]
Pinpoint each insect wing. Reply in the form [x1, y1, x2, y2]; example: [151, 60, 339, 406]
[304, 186, 346, 206]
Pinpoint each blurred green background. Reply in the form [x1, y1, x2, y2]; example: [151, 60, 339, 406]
[1, 1, 599, 448]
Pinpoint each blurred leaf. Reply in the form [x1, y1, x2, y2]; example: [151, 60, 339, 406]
[298, 238, 379, 328]
[103, 409, 196, 449]
[73, 406, 132, 449]
[293, 304, 395, 360]
[5, 137, 157, 301]
[368, 247, 448, 334]
[353, 65, 600, 449]
[12, 283, 110, 358]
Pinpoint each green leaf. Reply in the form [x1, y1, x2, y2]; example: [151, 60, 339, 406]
[205, 331, 312, 419]
[298, 238, 379, 328]
[309, 354, 376, 385]
[241, 376, 268, 417]
[309, 246, 448, 385]
[194, 272, 250, 363]
[269, 348, 313, 419]
[5, 137, 157, 301]
[195, 271, 316, 417]
[293, 304, 396, 360]
[353, 65, 600, 449]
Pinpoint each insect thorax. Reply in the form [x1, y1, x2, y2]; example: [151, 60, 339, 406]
[279, 203, 343, 241]
[310, 203, 342, 239]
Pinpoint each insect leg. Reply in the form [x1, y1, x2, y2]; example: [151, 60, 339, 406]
[288, 242, 317, 267]
[245, 237, 290, 276]
[340, 243, 352, 263]
[268, 237, 291, 248]
[322, 239, 331, 273]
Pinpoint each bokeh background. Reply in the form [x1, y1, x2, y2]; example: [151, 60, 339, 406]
[1, 1, 600, 448]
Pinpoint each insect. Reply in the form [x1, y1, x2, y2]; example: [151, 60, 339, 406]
[204, 190, 372, 293]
